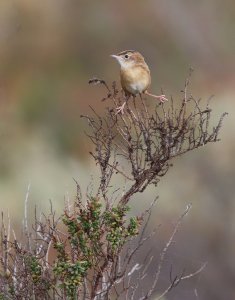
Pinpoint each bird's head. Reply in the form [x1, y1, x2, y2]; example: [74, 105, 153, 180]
[111, 50, 145, 69]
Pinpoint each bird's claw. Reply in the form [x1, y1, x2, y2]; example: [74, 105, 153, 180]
[159, 95, 168, 102]
[116, 102, 126, 115]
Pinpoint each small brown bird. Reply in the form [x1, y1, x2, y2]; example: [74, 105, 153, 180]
[111, 50, 167, 113]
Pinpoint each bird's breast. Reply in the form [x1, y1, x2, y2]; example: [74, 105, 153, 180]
[120, 65, 150, 95]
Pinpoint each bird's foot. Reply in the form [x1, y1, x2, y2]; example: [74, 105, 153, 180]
[157, 94, 168, 103]
[144, 91, 168, 102]
[116, 102, 126, 115]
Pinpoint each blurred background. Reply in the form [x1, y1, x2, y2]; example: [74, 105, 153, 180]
[0, 0, 234, 299]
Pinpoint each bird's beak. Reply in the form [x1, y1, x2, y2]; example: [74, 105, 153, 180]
[111, 54, 122, 66]
[110, 54, 119, 60]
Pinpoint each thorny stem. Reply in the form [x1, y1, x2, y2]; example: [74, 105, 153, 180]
[86, 78, 227, 207]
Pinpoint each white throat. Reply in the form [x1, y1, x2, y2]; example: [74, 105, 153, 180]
[112, 56, 135, 69]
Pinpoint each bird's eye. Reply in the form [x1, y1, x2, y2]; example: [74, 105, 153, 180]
[124, 54, 129, 59]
